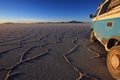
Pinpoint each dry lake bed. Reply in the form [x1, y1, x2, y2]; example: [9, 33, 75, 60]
[0, 23, 114, 80]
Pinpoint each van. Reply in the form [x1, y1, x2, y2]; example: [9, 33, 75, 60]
[90, 0, 120, 79]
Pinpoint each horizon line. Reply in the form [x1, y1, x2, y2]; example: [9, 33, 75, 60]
[0, 18, 90, 24]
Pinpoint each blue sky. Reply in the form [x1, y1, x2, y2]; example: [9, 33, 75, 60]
[0, 0, 103, 23]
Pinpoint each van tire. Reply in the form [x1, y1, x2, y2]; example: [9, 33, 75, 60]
[107, 46, 120, 80]
[90, 30, 97, 43]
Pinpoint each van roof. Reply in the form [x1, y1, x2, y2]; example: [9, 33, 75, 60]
[97, 0, 120, 11]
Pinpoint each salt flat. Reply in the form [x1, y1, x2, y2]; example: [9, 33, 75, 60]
[0, 23, 114, 80]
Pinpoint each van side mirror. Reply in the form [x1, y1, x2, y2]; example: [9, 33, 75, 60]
[90, 14, 93, 18]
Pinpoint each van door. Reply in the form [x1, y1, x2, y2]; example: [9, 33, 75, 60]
[92, 1, 112, 41]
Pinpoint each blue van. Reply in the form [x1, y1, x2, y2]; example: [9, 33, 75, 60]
[90, 0, 120, 79]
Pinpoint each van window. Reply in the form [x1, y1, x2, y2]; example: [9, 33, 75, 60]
[108, 0, 120, 10]
[99, 0, 111, 15]
[94, 8, 100, 17]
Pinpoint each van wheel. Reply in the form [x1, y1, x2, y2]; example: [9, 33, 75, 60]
[107, 46, 120, 79]
[90, 30, 97, 43]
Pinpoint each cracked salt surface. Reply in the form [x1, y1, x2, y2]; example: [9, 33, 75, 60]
[0, 23, 114, 80]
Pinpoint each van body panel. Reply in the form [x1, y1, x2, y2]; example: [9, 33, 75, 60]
[91, 17, 120, 43]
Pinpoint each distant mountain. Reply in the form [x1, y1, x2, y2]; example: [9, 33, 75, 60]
[35, 20, 84, 24]
[3, 22, 15, 24]
[2, 21, 86, 24]
[68, 20, 84, 23]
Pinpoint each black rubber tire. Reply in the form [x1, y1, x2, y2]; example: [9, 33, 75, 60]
[90, 30, 97, 43]
[107, 46, 120, 80]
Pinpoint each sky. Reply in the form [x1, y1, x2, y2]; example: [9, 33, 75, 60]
[0, 0, 103, 23]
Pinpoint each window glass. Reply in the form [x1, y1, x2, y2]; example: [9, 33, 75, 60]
[94, 8, 100, 17]
[108, 0, 120, 10]
[99, 0, 111, 15]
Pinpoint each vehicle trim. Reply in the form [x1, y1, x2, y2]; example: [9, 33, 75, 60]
[93, 7, 120, 21]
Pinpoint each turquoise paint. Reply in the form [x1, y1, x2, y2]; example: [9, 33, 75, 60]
[91, 17, 120, 40]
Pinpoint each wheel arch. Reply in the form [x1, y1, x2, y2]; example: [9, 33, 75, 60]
[90, 28, 93, 32]
[106, 37, 120, 51]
